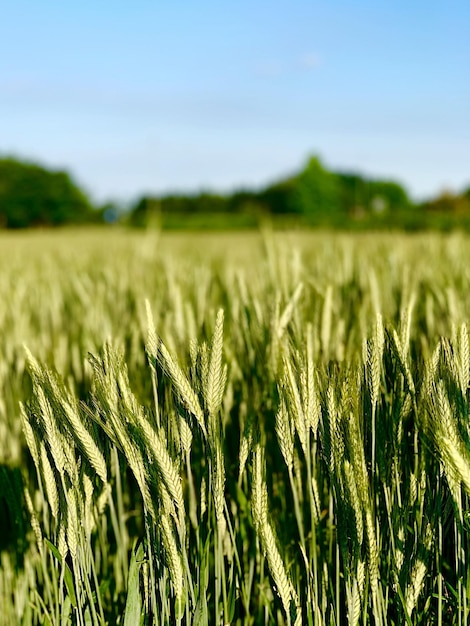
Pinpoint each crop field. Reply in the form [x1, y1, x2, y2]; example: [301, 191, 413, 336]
[1, 228, 470, 625]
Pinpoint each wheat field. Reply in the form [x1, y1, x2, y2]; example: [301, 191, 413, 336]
[1, 228, 470, 625]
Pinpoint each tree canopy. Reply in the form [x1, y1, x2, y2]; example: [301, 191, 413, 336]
[291, 156, 341, 217]
[0, 158, 94, 228]
[1, 154, 469, 231]
[129, 155, 416, 228]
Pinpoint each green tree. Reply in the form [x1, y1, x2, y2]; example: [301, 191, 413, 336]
[291, 156, 341, 219]
[0, 158, 94, 228]
[259, 178, 297, 214]
[336, 172, 369, 216]
[366, 180, 411, 213]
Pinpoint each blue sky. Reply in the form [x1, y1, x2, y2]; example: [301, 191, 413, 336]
[1, 1, 469, 204]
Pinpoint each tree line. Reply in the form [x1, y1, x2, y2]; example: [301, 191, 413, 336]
[1, 155, 469, 230]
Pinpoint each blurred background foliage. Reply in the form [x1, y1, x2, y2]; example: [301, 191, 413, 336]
[0, 158, 97, 228]
[1, 155, 469, 231]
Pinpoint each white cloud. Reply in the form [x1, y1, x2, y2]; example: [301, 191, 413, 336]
[298, 53, 322, 69]
[254, 61, 285, 78]
[254, 53, 322, 78]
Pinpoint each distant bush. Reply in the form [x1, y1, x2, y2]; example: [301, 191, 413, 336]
[0, 157, 95, 228]
[420, 190, 470, 214]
